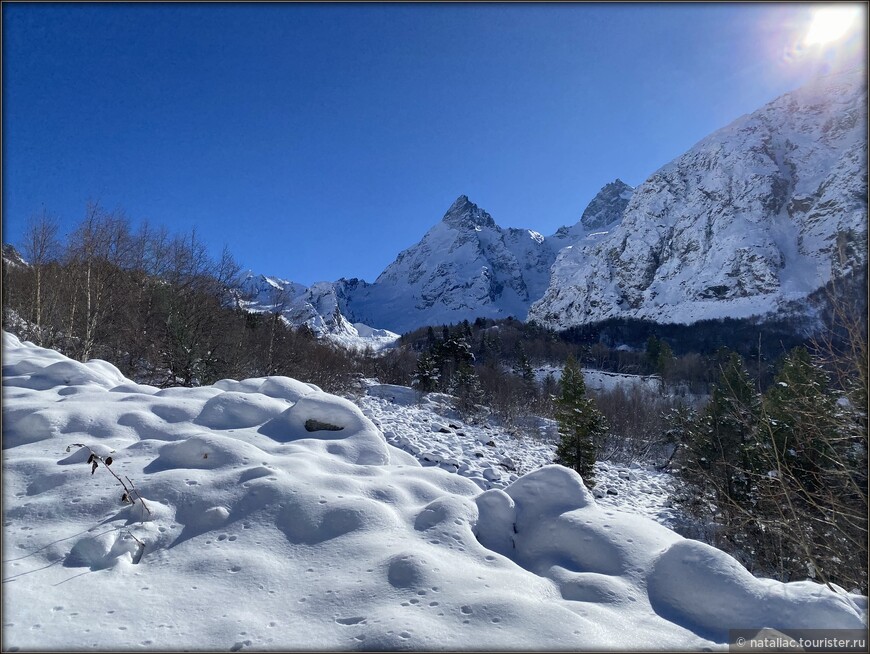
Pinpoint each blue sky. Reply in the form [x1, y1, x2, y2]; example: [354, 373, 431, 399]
[3, 2, 865, 285]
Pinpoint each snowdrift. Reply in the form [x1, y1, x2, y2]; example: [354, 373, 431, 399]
[2, 331, 865, 650]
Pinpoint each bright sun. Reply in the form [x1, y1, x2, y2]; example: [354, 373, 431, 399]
[803, 5, 862, 46]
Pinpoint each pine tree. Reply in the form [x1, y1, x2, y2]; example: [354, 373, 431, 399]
[656, 340, 676, 382]
[413, 352, 440, 394]
[513, 341, 537, 397]
[683, 351, 761, 509]
[432, 334, 475, 392]
[554, 355, 607, 487]
[646, 335, 662, 373]
[763, 347, 837, 493]
[754, 346, 867, 590]
[426, 326, 437, 350]
[452, 362, 484, 416]
[541, 372, 558, 401]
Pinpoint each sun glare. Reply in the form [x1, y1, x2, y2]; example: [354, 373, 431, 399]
[803, 5, 862, 46]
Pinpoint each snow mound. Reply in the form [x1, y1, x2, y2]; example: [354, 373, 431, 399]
[2, 331, 865, 651]
[647, 539, 866, 641]
[258, 394, 390, 465]
[194, 391, 291, 429]
[2, 331, 126, 392]
[505, 463, 594, 515]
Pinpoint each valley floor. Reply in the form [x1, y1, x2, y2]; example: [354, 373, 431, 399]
[358, 380, 682, 529]
[2, 332, 866, 651]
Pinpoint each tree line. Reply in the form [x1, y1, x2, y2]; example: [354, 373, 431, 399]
[1, 206, 415, 392]
[668, 314, 867, 594]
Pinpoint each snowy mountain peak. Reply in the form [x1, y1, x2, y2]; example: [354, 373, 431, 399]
[336, 196, 562, 332]
[552, 178, 634, 241]
[580, 179, 635, 231]
[2, 243, 28, 269]
[441, 195, 497, 230]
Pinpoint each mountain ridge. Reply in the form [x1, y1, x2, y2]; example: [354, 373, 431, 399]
[239, 185, 622, 335]
[528, 67, 867, 330]
[231, 69, 866, 337]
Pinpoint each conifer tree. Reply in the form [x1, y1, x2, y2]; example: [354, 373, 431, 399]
[413, 352, 440, 394]
[426, 326, 437, 349]
[753, 345, 867, 591]
[541, 372, 558, 402]
[646, 335, 662, 372]
[452, 361, 484, 416]
[763, 347, 837, 493]
[554, 355, 607, 487]
[513, 341, 537, 397]
[656, 340, 676, 382]
[682, 351, 760, 510]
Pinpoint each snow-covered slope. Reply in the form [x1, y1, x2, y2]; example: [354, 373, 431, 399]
[2, 244, 28, 269]
[530, 68, 868, 329]
[358, 380, 683, 528]
[3, 333, 866, 650]
[236, 272, 399, 349]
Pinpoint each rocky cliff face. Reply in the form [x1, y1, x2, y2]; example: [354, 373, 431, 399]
[529, 68, 867, 329]
[2, 244, 28, 269]
[578, 179, 635, 233]
[236, 273, 353, 334]
[550, 179, 634, 245]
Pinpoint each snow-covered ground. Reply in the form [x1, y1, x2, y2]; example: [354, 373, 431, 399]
[358, 381, 681, 529]
[534, 365, 663, 394]
[3, 332, 866, 651]
[320, 322, 400, 351]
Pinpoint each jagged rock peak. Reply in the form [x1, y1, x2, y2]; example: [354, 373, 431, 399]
[2, 244, 28, 268]
[580, 179, 635, 231]
[442, 195, 497, 230]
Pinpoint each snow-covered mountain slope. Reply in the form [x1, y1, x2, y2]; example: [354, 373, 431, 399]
[2, 244, 28, 269]
[3, 332, 866, 650]
[237, 271, 345, 333]
[236, 272, 399, 349]
[530, 68, 868, 329]
[343, 195, 561, 333]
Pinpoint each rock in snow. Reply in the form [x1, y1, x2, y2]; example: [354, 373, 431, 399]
[2, 331, 865, 650]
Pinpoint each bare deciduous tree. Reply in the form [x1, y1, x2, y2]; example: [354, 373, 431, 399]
[21, 209, 61, 345]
